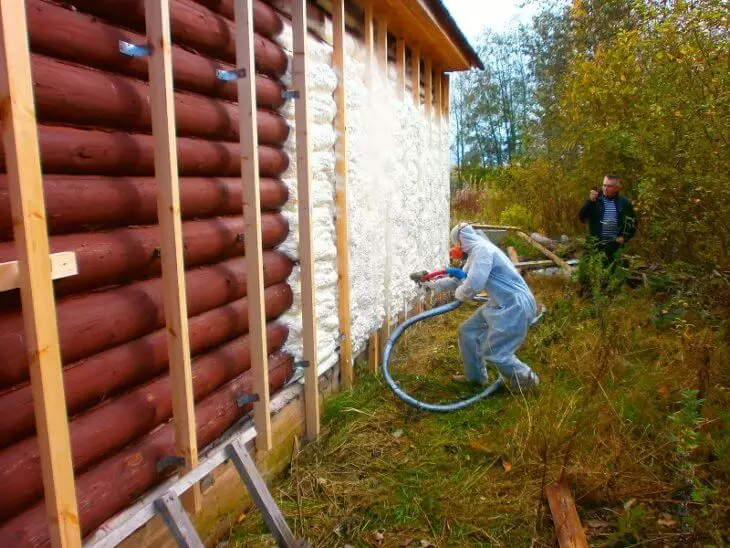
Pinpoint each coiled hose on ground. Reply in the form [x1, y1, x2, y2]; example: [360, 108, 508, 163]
[381, 299, 505, 412]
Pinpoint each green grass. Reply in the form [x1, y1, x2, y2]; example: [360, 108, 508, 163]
[228, 276, 730, 547]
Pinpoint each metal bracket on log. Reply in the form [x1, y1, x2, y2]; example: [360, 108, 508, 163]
[281, 89, 300, 100]
[236, 393, 260, 408]
[0, 251, 78, 293]
[216, 68, 247, 81]
[119, 40, 151, 58]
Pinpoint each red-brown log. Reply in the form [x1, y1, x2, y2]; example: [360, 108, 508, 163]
[0, 176, 288, 238]
[193, 0, 284, 32]
[0, 213, 289, 295]
[0, 322, 289, 521]
[31, 54, 290, 145]
[0, 352, 293, 547]
[0, 252, 293, 389]
[0, 125, 289, 177]
[27, 0, 286, 106]
[0, 283, 292, 449]
[66, 0, 288, 72]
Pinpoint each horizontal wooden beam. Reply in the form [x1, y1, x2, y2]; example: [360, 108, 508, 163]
[0, 251, 77, 292]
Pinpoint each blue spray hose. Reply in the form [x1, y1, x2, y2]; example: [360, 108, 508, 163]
[381, 298, 505, 413]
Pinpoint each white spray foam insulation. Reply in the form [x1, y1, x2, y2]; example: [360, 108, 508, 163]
[275, 24, 451, 367]
[275, 24, 341, 373]
[343, 33, 450, 355]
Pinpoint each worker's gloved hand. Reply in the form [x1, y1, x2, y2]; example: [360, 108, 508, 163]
[454, 283, 474, 302]
[410, 271, 429, 285]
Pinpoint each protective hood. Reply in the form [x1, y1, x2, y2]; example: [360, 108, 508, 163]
[450, 223, 485, 253]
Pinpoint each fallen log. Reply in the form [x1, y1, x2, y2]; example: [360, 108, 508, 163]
[66, 0, 288, 71]
[27, 0, 286, 106]
[0, 251, 293, 389]
[0, 213, 289, 295]
[0, 125, 289, 177]
[32, 54, 290, 145]
[0, 352, 294, 547]
[517, 231, 574, 273]
[0, 323, 288, 522]
[0, 283, 292, 449]
[0, 176, 288, 238]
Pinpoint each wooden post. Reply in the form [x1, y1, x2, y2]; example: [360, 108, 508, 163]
[234, 0, 272, 451]
[443, 73, 450, 120]
[0, 2, 82, 545]
[375, 16, 387, 75]
[424, 59, 432, 118]
[368, 331, 379, 372]
[145, 0, 201, 512]
[508, 246, 520, 265]
[292, 0, 320, 441]
[516, 231, 574, 273]
[434, 71, 442, 130]
[363, 0, 374, 88]
[332, 0, 353, 390]
[396, 37, 406, 100]
[411, 46, 420, 107]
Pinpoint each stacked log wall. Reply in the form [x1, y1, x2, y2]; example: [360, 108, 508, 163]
[0, 0, 296, 544]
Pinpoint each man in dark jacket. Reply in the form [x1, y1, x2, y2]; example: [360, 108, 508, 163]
[578, 174, 637, 262]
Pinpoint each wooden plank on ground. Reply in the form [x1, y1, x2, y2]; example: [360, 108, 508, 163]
[145, 0, 202, 512]
[396, 37, 406, 99]
[235, 0, 272, 451]
[292, 0, 320, 441]
[517, 231, 573, 273]
[424, 58, 432, 118]
[411, 45, 420, 107]
[0, 2, 82, 545]
[332, 0, 353, 390]
[0, 251, 77, 292]
[507, 246, 520, 265]
[546, 481, 589, 548]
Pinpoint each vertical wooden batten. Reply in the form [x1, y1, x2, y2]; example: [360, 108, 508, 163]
[292, 0, 321, 440]
[411, 46, 420, 107]
[375, 14, 391, 358]
[441, 74, 451, 120]
[0, 2, 82, 545]
[424, 58, 433, 118]
[332, 0, 354, 389]
[375, 16, 388, 75]
[363, 0, 374, 88]
[234, 0, 272, 452]
[435, 70, 442, 132]
[144, 0, 201, 512]
[396, 37, 406, 100]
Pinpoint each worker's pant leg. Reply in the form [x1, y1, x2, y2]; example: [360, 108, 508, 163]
[482, 299, 534, 380]
[457, 305, 490, 384]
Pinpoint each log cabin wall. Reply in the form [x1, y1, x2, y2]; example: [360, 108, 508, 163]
[0, 0, 297, 544]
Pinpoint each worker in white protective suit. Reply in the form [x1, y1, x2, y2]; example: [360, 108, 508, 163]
[426, 223, 540, 392]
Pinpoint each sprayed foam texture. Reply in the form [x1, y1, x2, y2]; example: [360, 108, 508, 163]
[276, 25, 450, 368]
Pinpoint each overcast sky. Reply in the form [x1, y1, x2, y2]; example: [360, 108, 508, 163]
[442, 0, 538, 43]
